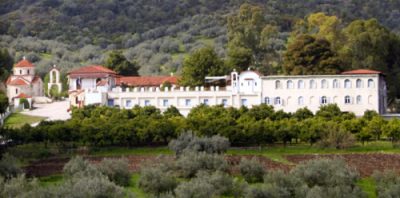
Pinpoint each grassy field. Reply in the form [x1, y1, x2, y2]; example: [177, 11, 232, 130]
[4, 113, 46, 128]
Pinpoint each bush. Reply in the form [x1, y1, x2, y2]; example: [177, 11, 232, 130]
[373, 170, 400, 198]
[63, 156, 100, 178]
[197, 171, 236, 196]
[317, 122, 355, 149]
[292, 158, 360, 188]
[174, 176, 215, 198]
[0, 153, 21, 179]
[169, 132, 230, 155]
[138, 166, 177, 195]
[0, 174, 40, 197]
[97, 158, 131, 186]
[175, 151, 228, 178]
[263, 170, 307, 197]
[239, 157, 265, 183]
[52, 174, 127, 198]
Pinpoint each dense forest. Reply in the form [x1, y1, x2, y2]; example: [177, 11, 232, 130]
[2, 0, 400, 103]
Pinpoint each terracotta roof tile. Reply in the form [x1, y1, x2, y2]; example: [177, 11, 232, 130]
[7, 78, 29, 86]
[117, 76, 178, 87]
[341, 69, 382, 75]
[69, 65, 117, 75]
[15, 59, 34, 68]
[15, 93, 31, 98]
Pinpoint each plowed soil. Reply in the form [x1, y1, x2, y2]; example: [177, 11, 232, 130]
[24, 153, 400, 177]
[285, 153, 400, 177]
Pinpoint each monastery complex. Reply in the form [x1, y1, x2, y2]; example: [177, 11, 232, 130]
[68, 65, 387, 116]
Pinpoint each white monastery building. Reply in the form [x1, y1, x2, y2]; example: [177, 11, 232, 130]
[68, 65, 387, 116]
[6, 57, 43, 107]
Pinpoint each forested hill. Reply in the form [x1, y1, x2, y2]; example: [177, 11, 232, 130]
[1, 0, 400, 76]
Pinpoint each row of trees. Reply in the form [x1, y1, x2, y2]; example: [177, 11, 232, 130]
[3, 104, 400, 148]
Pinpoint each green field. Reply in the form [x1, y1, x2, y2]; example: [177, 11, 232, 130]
[4, 113, 46, 128]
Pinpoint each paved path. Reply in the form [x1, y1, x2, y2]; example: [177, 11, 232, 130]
[21, 100, 71, 122]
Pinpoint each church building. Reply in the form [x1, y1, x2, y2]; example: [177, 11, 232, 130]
[6, 57, 43, 107]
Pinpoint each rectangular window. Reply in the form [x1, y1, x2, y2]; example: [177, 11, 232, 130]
[185, 99, 191, 107]
[241, 99, 248, 106]
[126, 100, 132, 108]
[203, 99, 209, 105]
[107, 99, 114, 106]
[144, 100, 150, 106]
[222, 99, 228, 106]
[163, 99, 169, 107]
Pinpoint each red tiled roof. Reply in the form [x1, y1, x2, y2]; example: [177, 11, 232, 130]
[32, 76, 41, 83]
[69, 65, 117, 75]
[15, 59, 34, 68]
[117, 76, 178, 87]
[7, 78, 29, 86]
[341, 69, 382, 75]
[15, 93, 31, 98]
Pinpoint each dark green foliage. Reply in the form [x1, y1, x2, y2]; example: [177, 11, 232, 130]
[0, 48, 13, 80]
[0, 91, 8, 114]
[106, 50, 139, 76]
[239, 157, 266, 183]
[284, 34, 342, 75]
[179, 47, 226, 86]
[138, 166, 177, 195]
[97, 158, 131, 186]
[316, 104, 342, 120]
[19, 98, 30, 109]
[0, 154, 21, 179]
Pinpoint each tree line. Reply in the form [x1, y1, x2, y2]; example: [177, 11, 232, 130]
[2, 104, 400, 148]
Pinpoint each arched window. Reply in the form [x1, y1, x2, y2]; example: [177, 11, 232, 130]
[310, 80, 316, 89]
[264, 97, 270, 105]
[15, 88, 18, 94]
[333, 79, 339, 88]
[275, 80, 282, 89]
[320, 96, 328, 104]
[287, 80, 294, 89]
[368, 79, 375, 88]
[344, 79, 351, 88]
[356, 95, 362, 104]
[356, 79, 363, 88]
[345, 96, 351, 104]
[298, 80, 304, 89]
[298, 96, 304, 105]
[321, 79, 328, 89]
[274, 97, 281, 105]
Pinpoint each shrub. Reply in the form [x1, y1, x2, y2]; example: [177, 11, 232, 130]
[174, 176, 215, 198]
[263, 170, 307, 197]
[0, 174, 40, 197]
[196, 171, 236, 196]
[239, 157, 265, 183]
[317, 122, 355, 149]
[53, 174, 127, 198]
[169, 132, 230, 155]
[138, 166, 177, 195]
[97, 158, 131, 186]
[373, 170, 400, 198]
[63, 156, 100, 178]
[175, 151, 228, 178]
[0, 153, 21, 179]
[292, 158, 360, 188]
